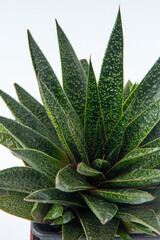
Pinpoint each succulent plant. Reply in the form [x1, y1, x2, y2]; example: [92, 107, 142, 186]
[1, 8, 160, 240]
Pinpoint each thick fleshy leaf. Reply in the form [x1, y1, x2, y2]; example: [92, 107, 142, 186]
[92, 159, 110, 172]
[28, 31, 83, 133]
[44, 204, 63, 220]
[31, 202, 51, 222]
[51, 210, 74, 226]
[55, 165, 93, 192]
[92, 117, 105, 159]
[14, 83, 61, 145]
[98, 9, 123, 137]
[116, 207, 160, 235]
[0, 132, 21, 149]
[141, 121, 160, 146]
[123, 80, 133, 103]
[104, 169, 160, 188]
[0, 167, 53, 193]
[119, 100, 160, 157]
[141, 137, 160, 148]
[77, 162, 104, 178]
[80, 59, 89, 76]
[0, 89, 55, 143]
[11, 149, 65, 181]
[82, 194, 118, 224]
[91, 189, 154, 205]
[123, 221, 156, 236]
[25, 188, 85, 208]
[84, 59, 105, 149]
[129, 58, 160, 120]
[67, 115, 89, 165]
[104, 101, 133, 165]
[107, 148, 160, 178]
[56, 20, 87, 123]
[0, 192, 34, 221]
[0, 116, 67, 162]
[78, 209, 119, 240]
[62, 218, 84, 240]
[38, 77, 84, 165]
[116, 229, 132, 240]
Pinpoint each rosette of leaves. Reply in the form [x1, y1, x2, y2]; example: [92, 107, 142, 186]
[1, 8, 160, 240]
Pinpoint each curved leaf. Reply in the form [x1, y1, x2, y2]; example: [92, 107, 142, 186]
[44, 204, 63, 220]
[51, 210, 74, 226]
[91, 189, 154, 205]
[0, 132, 21, 149]
[31, 202, 51, 222]
[11, 148, 65, 181]
[0, 89, 55, 142]
[116, 229, 132, 240]
[104, 169, 160, 188]
[0, 116, 67, 161]
[25, 188, 85, 208]
[116, 207, 160, 235]
[123, 80, 133, 103]
[119, 100, 160, 157]
[98, 9, 123, 137]
[56, 20, 87, 123]
[0, 167, 53, 193]
[82, 194, 118, 224]
[92, 159, 110, 172]
[0, 192, 34, 221]
[55, 165, 93, 192]
[77, 209, 119, 240]
[77, 162, 104, 178]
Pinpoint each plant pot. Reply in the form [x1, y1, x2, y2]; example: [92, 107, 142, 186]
[30, 222, 160, 240]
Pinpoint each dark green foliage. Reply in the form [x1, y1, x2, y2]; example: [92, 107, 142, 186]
[1, 7, 160, 240]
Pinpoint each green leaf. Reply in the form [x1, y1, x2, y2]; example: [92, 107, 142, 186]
[123, 80, 133, 103]
[0, 132, 21, 149]
[62, 218, 84, 240]
[55, 165, 93, 192]
[91, 189, 154, 205]
[0, 167, 53, 193]
[67, 114, 89, 165]
[31, 202, 51, 222]
[123, 221, 156, 236]
[77, 209, 119, 240]
[141, 137, 160, 148]
[84, 59, 105, 149]
[82, 194, 118, 224]
[38, 76, 83, 165]
[51, 210, 74, 226]
[116, 207, 160, 235]
[44, 204, 63, 220]
[92, 117, 105, 159]
[98, 9, 123, 137]
[129, 58, 160, 120]
[0, 191, 34, 221]
[92, 159, 110, 172]
[141, 121, 160, 146]
[77, 162, 104, 178]
[11, 148, 65, 181]
[107, 148, 159, 178]
[14, 83, 61, 147]
[56, 20, 87, 124]
[116, 229, 132, 240]
[0, 116, 67, 162]
[104, 100, 133, 165]
[0, 89, 55, 143]
[119, 100, 160, 157]
[104, 169, 160, 188]
[80, 59, 89, 76]
[25, 188, 85, 208]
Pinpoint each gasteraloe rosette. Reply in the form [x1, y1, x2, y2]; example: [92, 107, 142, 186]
[1, 8, 160, 240]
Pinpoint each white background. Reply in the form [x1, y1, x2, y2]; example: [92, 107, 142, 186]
[0, 0, 160, 239]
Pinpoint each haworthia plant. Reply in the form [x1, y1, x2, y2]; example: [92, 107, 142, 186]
[1, 7, 160, 240]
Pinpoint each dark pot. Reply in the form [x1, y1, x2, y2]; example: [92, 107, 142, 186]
[31, 222, 160, 240]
